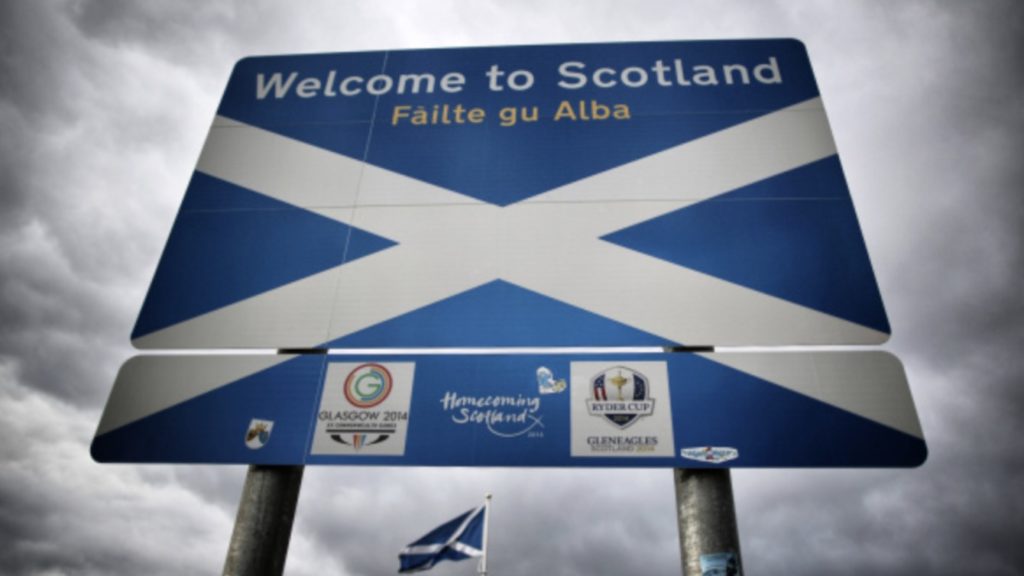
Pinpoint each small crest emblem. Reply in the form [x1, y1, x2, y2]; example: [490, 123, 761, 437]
[245, 419, 274, 450]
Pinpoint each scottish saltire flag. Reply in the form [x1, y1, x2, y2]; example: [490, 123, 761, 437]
[130, 40, 890, 350]
[399, 504, 487, 573]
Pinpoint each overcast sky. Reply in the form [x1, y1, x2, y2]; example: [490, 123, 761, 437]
[1, 1, 1022, 575]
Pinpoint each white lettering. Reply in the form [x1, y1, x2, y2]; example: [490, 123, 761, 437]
[593, 67, 617, 88]
[366, 74, 393, 95]
[256, 72, 298, 99]
[621, 66, 648, 88]
[296, 77, 321, 98]
[396, 73, 435, 94]
[552, 57, 784, 91]
[754, 57, 782, 84]
[486, 64, 506, 91]
[507, 69, 534, 91]
[440, 72, 466, 93]
[723, 64, 751, 85]
[324, 70, 337, 97]
[339, 75, 363, 96]
[651, 60, 672, 86]
[557, 61, 587, 89]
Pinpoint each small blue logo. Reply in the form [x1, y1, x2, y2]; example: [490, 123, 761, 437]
[536, 367, 566, 395]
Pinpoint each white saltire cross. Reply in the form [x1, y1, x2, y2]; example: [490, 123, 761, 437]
[134, 97, 887, 349]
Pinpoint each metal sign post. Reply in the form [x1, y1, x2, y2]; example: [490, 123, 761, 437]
[223, 465, 304, 576]
[667, 346, 742, 575]
[674, 468, 743, 575]
[222, 348, 322, 576]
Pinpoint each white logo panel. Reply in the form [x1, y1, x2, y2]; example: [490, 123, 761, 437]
[311, 362, 415, 456]
[570, 361, 674, 457]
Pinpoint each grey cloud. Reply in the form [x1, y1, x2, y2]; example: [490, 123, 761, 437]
[67, 0, 235, 50]
[0, 379, 236, 575]
[739, 464, 1024, 575]
[0, 1, 218, 405]
[727, 4, 1024, 575]
[165, 466, 248, 515]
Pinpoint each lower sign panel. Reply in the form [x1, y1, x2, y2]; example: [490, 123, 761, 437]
[91, 352, 926, 468]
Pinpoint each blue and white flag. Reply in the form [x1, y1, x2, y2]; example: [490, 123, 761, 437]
[131, 41, 891, 351]
[399, 503, 488, 573]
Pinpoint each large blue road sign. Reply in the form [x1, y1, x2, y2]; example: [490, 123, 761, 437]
[132, 39, 889, 349]
[92, 352, 926, 467]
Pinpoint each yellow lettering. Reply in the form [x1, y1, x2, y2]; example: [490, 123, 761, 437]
[554, 100, 576, 121]
[499, 106, 517, 127]
[411, 106, 428, 125]
[391, 105, 411, 125]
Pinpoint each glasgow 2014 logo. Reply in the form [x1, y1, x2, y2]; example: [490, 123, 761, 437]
[343, 363, 393, 408]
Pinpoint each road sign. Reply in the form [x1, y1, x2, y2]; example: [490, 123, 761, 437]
[92, 352, 926, 467]
[132, 39, 889, 349]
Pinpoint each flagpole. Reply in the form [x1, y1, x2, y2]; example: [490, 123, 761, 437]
[479, 494, 492, 576]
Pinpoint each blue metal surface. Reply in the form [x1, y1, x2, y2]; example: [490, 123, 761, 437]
[131, 39, 890, 348]
[92, 353, 926, 468]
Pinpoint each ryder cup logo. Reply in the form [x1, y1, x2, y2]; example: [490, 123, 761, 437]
[344, 363, 393, 408]
[586, 366, 655, 429]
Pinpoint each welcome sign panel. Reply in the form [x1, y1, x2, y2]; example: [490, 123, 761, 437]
[132, 40, 889, 350]
[91, 352, 926, 468]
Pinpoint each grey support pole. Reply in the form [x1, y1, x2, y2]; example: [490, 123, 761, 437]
[674, 468, 743, 575]
[223, 464, 305, 576]
[221, 348, 324, 574]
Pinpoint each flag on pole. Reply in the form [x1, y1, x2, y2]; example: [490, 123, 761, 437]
[399, 499, 489, 573]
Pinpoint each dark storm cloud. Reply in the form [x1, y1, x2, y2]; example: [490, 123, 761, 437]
[68, 1, 234, 54]
[0, 3, 259, 567]
[727, 3, 1024, 575]
[0, 382, 238, 575]
[880, 0, 1024, 343]
[739, 466, 1024, 575]
[0, 1, 207, 405]
[0, 2, 55, 227]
